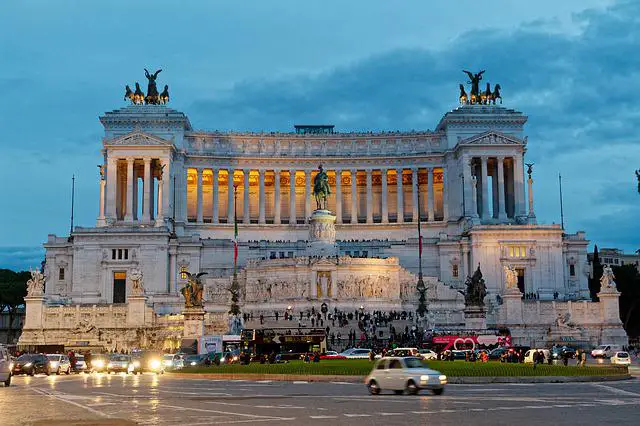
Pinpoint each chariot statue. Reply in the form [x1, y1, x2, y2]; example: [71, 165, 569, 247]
[313, 164, 331, 210]
[459, 265, 487, 307]
[181, 272, 207, 308]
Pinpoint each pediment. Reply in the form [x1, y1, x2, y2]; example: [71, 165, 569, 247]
[459, 131, 524, 146]
[104, 131, 173, 147]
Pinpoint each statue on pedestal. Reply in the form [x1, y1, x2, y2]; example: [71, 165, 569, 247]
[26, 268, 45, 297]
[129, 268, 145, 296]
[313, 164, 331, 210]
[181, 272, 207, 308]
[459, 265, 487, 307]
[600, 265, 616, 290]
[503, 265, 519, 290]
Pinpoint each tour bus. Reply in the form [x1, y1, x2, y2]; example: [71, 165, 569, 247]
[241, 327, 326, 358]
[428, 329, 511, 353]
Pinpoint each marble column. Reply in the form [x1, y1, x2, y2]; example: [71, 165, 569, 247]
[411, 168, 419, 223]
[124, 158, 134, 222]
[427, 168, 435, 222]
[396, 168, 404, 223]
[381, 169, 389, 224]
[289, 169, 296, 224]
[497, 157, 507, 220]
[335, 170, 342, 224]
[243, 169, 250, 224]
[441, 167, 449, 222]
[274, 170, 281, 224]
[98, 174, 106, 224]
[514, 155, 526, 217]
[156, 173, 163, 223]
[305, 170, 312, 221]
[212, 168, 219, 224]
[463, 156, 475, 218]
[196, 168, 204, 223]
[143, 159, 152, 222]
[481, 156, 489, 220]
[258, 169, 266, 224]
[227, 168, 235, 223]
[169, 246, 177, 294]
[350, 169, 358, 224]
[159, 159, 170, 225]
[105, 158, 117, 220]
[366, 169, 373, 223]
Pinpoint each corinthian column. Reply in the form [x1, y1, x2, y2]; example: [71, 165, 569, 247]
[366, 169, 373, 224]
[381, 169, 388, 224]
[396, 168, 404, 223]
[305, 170, 312, 221]
[289, 169, 296, 224]
[411, 168, 419, 223]
[227, 168, 235, 223]
[124, 158, 134, 222]
[212, 168, 219, 223]
[243, 169, 250, 224]
[97, 170, 106, 226]
[105, 158, 117, 220]
[258, 169, 266, 224]
[427, 168, 435, 222]
[481, 156, 489, 220]
[335, 169, 342, 224]
[350, 169, 358, 224]
[143, 158, 152, 222]
[274, 170, 281, 224]
[497, 157, 507, 220]
[196, 168, 204, 223]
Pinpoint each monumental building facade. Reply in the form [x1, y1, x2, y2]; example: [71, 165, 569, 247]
[19, 97, 627, 351]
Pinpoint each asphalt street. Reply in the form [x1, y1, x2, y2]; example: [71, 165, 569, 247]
[1, 373, 639, 426]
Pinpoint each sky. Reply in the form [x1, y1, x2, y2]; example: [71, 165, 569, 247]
[1, 0, 639, 270]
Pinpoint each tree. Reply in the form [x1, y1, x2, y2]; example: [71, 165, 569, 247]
[0, 269, 29, 344]
[612, 264, 640, 338]
[588, 245, 603, 302]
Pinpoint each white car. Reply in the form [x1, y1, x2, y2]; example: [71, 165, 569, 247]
[344, 349, 373, 359]
[418, 349, 438, 360]
[610, 351, 631, 366]
[163, 354, 184, 370]
[524, 349, 551, 364]
[365, 356, 446, 395]
[591, 344, 623, 359]
[0, 345, 12, 387]
[46, 354, 72, 375]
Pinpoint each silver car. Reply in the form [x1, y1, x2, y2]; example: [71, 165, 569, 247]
[46, 354, 71, 375]
[365, 356, 447, 395]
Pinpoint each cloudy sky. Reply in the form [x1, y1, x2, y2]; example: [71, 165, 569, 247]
[1, 0, 639, 270]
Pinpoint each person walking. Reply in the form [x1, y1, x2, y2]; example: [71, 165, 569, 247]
[580, 349, 587, 367]
[532, 350, 538, 369]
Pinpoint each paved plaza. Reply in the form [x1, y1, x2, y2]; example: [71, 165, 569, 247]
[1, 373, 639, 425]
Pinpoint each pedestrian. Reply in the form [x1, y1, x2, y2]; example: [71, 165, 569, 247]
[532, 350, 538, 369]
[581, 349, 587, 367]
[369, 350, 375, 362]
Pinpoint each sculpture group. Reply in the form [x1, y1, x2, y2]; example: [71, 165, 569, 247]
[460, 265, 487, 306]
[459, 70, 502, 105]
[124, 68, 170, 105]
[181, 272, 206, 308]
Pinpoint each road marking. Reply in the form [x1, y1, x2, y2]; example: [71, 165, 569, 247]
[591, 383, 640, 397]
[309, 415, 338, 419]
[378, 412, 404, 416]
[31, 388, 110, 418]
[292, 381, 308, 384]
[161, 404, 292, 420]
[344, 413, 371, 417]
[330, 381, 356, 385]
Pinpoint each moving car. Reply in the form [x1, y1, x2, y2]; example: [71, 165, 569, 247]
[46, 354, 71, 375]
[107, 354, 132, 374]
[418, 349, 438, 360]
[391, 348, 420, 357]
[220, 351, 240, 364]
[74, 355, 87, 373]
[162, 354, 184, 370]
[130, 351, 165, 374]
[344, 349, 373, 359]
[365, 357, 446, 395]
[488, 347, 509, 360]
[0, 344, 12, 386]
[551, 346, 576, 360]
[184, 354, 208, 367]
[89, 354, 110, 373]
[320, 351, 346, 360]
[524, 349, 551, 363]
[610, 351, 631, 366]
[12, 354, 50, 376]
[591, 344, 623, 359]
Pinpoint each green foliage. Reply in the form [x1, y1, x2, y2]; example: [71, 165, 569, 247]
[0, 268, 29, 343]
[179, 359, 627, 377]
[589, 245, 603, 301]
[613, 264, 640, 336]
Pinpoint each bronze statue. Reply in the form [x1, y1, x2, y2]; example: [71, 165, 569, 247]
[636, 170, 640, 194]
[312, 164, 331, 210]
[525, 163, 534, 179]
[491, 84, 502, 104]
[159, 85, 170, 104]
[463, 70, 485, 104]
[133, 83, 145, 105]
[124, 85, 133, 102]
[144, 68, 162, 104]
[482, 83, 492, 105]
[459, 84, 468, 105]
[458, 265, 487, 307]
[181, 272, 207, 308]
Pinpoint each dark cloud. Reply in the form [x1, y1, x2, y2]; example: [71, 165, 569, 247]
[0, 247, 45, 271]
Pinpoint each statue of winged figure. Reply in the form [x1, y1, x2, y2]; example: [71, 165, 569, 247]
[181, 272, 207, 308]
[144, 68, 162, 104]
[463, 70, 485, 102]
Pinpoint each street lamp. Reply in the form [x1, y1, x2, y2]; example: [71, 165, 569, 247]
[416, 176, 427, 318]
[229, 183, 241, 316]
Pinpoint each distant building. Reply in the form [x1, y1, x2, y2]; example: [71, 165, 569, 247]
[589, 248, 640, 273]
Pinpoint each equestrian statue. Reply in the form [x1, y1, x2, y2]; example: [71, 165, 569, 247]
[313, 164, 331, 210]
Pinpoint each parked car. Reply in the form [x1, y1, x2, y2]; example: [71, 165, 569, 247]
[107, 354, 132, 374]
[591, 344, 623, 359]
[0, 344, 12, 386]
[551, 346, 576, 360]
[46, 354, 71, 375]
[365, 357, 447, 395]
[524, 349, 551, 364]
[184, 354, 208, 367]
[610, 352, 631, 366]
[130, 351, 165, 374]
[320, 351, 346, 360]
[220, 351, 240, 364]
[12, 354, 50, 376]
[344, 349, 373, 359]
[418, 349, 438, 360]
[74, 355, 87, 373]
[162, 354, 185, 370]
[488, 347, 509, 360]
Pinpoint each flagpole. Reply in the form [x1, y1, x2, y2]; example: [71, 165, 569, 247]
[416, 176, 426, 318]
[69, 174, 75, 236]
[230, 183, 240, 317]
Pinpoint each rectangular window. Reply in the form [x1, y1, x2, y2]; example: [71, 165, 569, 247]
[569, 264, 575, 277]
[287, 251, 294, 258]
[58, 268, 65, 280]
[118, 249, 123, 260]
[345, 251, 351, 256]
[112, 249, 116, 260]
[452, 264, 459, 278]
[614, 258, 619, 265]
[124, 249, 129, 260]
[270, 252, 276, 259]
[362, 250, 368, 258]
[113, 271, 127, 304]
[354, 251, 360, 257]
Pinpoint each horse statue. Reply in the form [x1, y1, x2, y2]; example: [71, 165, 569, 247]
[459, 84, 468, 105]
[181, 272, 207, 308]
[313, 164, 331, 210]
[159, 85, 170, 104]
[124, 85, 133, 103]
[132, 83, 145, 105]
[481, 83, 492, 105]
[491, 84, 502, 104]
[144, 68, 162, 104]
[458, 265, 487, 307]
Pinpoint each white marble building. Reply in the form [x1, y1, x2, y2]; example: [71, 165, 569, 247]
[19, 102, 628, 350]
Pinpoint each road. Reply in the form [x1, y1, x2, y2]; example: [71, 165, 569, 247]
[1, 373, 639, 425]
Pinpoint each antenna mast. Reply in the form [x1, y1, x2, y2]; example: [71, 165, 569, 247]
[70, 174, 75, 235]
[559, 173, 565, 230]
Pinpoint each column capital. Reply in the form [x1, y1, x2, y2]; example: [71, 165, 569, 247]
[143, 158, 152, 164]
[126, 157, 135, 163]
[258, 169, 265, 175]
[396, 167, 404, 174]
[350, 168, 358, 174]
[496, 155, 505, 163]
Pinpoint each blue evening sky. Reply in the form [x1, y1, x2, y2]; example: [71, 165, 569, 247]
[1, 0, 638, 270]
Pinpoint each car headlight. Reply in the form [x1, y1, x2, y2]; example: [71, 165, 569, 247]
[24, 362, 32, 368]
[93, 360, 104, 368]
[420, 375, 429, 382]
[132, 360, 140, 367]
[149, 359, 161, 370]
[439, 375, 447, 383]
[232, 356, 238, 361]
[107, 363, 113, 368]
[190, 361, 196, 366]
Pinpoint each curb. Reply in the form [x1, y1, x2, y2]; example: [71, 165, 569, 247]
[167, 372, 632, 384]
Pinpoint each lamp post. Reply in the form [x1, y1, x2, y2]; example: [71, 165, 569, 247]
[229, 183, 241, 316]
[416, 175, 427, 318]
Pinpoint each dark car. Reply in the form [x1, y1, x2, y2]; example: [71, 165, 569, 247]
[183, 354, 208, 367]
[552, 346, 577, 360]
[12, 354, 50, 376]
[130, 351, 165, 374]
[488, 347, 508, 360]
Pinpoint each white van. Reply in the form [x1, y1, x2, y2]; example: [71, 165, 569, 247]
[524, 349, 551, 363]
[0, 345, 12, 387]
[591, 344, 623, 359]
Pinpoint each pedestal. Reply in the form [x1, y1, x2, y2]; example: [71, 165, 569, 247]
[127, 296, 148, 327]
[307, 209, 338, 257]
[464, 305, 487, 330]
[502, 288, 523, 325]
[597, 287, 629, 346]
[23, 296, 46, 330]
[182, 308, 205, 353]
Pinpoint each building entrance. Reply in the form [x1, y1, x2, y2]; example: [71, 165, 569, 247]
[113, 271, 126, 303]
[516, 268, 525, 294]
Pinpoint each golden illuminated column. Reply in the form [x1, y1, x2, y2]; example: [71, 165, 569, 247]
[142, 159, 152, 222]
[124, 157, 135, 222]
[289, 169, 296, 224]
[196, 168, 204, 223]
[350, 169, 358, 224]
[274, 169, 281, 224]
[411, 168, 419, 223]
[481, 156, 489, 220]
[335, 169, 342, 224]
[366, 169, 373, 224]
[381, 169, 388, 224]
[212, 168, 219, 223]
[243, 169, 250, 224]
[258, 169, 266, 224]
[427, 168, 435, 222]
[396, 167, 404, 223]
[305, 170, 312, 220]
[227, 168, 235, 223]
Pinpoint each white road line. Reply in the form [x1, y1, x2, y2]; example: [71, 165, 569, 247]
[292, 381, 308, 384]
[378, 412, 404, 416]
[329, 381, 357, 385]
[309, 415, 338, 419]
[591, 383, 640, 397]
[31, 388, 110, 418]
[160, 404, 291, 420]
[344, 413, 371, 417]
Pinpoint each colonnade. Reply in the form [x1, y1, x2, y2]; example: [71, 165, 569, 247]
[186, 167, 447, 225]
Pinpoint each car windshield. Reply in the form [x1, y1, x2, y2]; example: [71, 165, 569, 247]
[393, 350, 413, 357]
[76, 355, 84, 361]
[111, 355, 129, 361]
[185, 355, 201, 361]
[616, 352, 629, 358]
[17, 354, 36, 361]
[404, 358, 426, 368]
[47, 355, 62, 361]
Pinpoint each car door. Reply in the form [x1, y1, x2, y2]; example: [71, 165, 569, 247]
[0, 348, 8, 380]
[387, 359, 403, 389]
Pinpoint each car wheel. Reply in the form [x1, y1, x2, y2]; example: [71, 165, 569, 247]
[432, 388, 444, 396]
[56, 368, 61, 375]
[367, 380, 381, 395]
[405, 380, 419, 395]
[29, 369, 35, 377]
[4, 375, 11, 387]
[66, 367, 71, 375]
